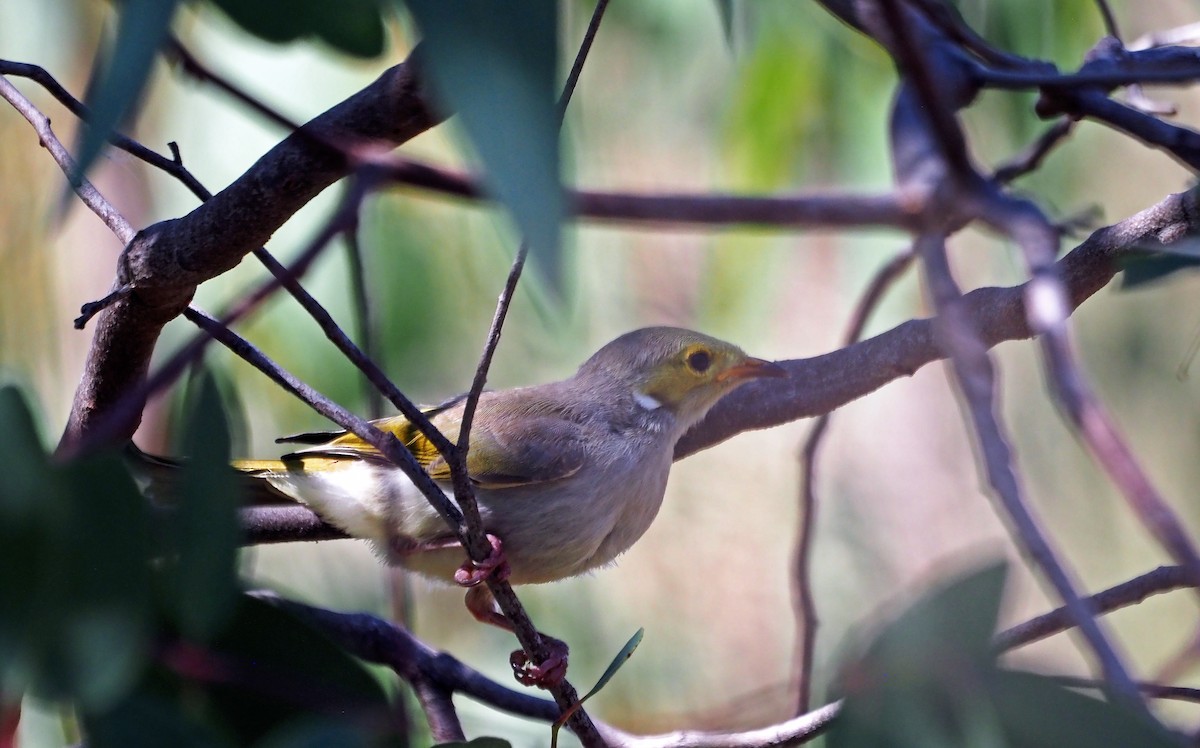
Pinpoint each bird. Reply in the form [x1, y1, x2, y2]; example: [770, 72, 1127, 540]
[146, 327, 785, 686]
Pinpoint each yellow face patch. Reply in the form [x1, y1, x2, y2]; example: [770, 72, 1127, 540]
[638, 341, 745, 410]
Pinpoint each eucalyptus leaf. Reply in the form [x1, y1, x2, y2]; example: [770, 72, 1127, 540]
[405, 0, 564, 284]
[52, 454, 154, 710]
[161, 372, 242, 642]
[254, 716, 372, 748]
[989, 671, 1181, 747]
[83, 691, 224, 748]
[831, 563, 1010, 748]
[0, 387, 154, 711]
[73, 0, 180, 188]
[199, 595, 393, 744]
[1120, 250, 1200, 290]
[829, 563, 1186, 748]
[551, 628, 644, 748]
[206, 0, 386, 58]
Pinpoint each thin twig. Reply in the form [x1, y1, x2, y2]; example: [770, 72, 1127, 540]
[868, 0, 1143, 707]
[343, 223, 384, 420]
[918, 231, 1141, 706]
[975, 192, 1200, 599]
[164, 38, 305, 133]
[906, 0, 1028, 69]
[256, 592, 839, 747]
[182, 306, 465, 534]
[1093, 0, 1121, 39]
[792, 249, 914, 714]
[445, 2, 612, 739]
[412, 679, 465, 743]
[996, 566, 1192, 651]
[556, 0, 609, 122]
[0, 60, 212, 200]
[992, 119, 1075, 184]
[0, 75, 135, 243]
[877, 0, 973, 178]
[382, 155, 920, 230]
[1048, 675, 1200, 703]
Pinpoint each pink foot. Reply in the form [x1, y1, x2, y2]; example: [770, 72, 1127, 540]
[510, 636, 569, 689]
[453, 533, 511, 587]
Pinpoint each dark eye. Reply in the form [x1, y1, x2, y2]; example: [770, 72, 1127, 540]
[686, 349, 712, 373]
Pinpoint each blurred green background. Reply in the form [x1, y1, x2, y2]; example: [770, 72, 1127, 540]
[4, 0, 1200, 743]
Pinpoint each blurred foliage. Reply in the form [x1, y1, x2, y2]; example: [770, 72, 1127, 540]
[831, 564, 1183, 747]
[5, 0, 1200, 744]
[206, 0, 388, 58]
[406, 1, 565, 286]
[1119, 236, 1200, 290]
[0, 382, 396, 746]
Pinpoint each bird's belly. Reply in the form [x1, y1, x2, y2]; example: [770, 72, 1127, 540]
[265, 454, 672, 586]
[479, 456, 672, 584]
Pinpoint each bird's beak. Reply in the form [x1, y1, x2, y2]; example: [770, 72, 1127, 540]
[716, 356, 788, 383]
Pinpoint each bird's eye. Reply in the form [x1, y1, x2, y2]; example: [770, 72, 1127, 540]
[686, 349, 712, 373]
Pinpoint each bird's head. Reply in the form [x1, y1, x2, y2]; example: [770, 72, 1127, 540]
[577, 327, 787, 430]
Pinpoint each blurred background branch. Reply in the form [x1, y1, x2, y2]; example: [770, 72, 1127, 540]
[7, 0, 1200, 745]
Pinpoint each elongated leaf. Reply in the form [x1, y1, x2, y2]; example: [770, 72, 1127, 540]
[991, 671, 1180, 748]
[830, 563, 1184, 748]
[207, 0, 386, 58]
[551, 629, 644, 748]
[0, 386, 153, 711]
[73, 0, 180, 188]
[405, 1, 564, 283]
[168, 371, 243, 641]
[580, 628, 644, 702]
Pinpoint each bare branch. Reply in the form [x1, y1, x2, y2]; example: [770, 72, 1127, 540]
[0, 75, 134, 243]
[57, 49, 440, 450]
[919, 229, 1139, 704]
[992, 119, 1075, 184]
[996, 566, 1194, 651]
[792, 249, 914, 714]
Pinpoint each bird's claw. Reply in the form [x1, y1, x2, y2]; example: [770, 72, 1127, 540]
[510, 636, 569, 689]
[453, 533, 511, 587]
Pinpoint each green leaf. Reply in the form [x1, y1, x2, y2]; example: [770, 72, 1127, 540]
[51, 455, 154, 710]
[166, 371, 243, 641]
[0, 387, 55, 698]
[830, 563, 1009, 748]
[580, 628, 644, 702]
[714, 0, 749, 52]
[551, 629, 644, 748]
[0, 386, 154, 711]
[206, 0, 387, 58]
[1119, 239, 1200, 289]
[83, 691, 224, 748]
[200, 595, 393, 744]
[405, 0, 564, 284]
[73, 0, 180, 188]
[991, 671, 1180, 748]
[84, 595, 393, 746]
[254, 717, 372, 748]
[829, 562, 1184, 748]
[857, 562, 1008, 674]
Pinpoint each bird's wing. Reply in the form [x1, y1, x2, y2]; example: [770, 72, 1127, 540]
[425, 415, 587, 488]
[279, 401, 587, 489]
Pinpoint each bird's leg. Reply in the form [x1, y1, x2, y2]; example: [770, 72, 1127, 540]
[386, 532, 510, 586]
[464, 585, 569, 689]
[453, 533, 511, 586]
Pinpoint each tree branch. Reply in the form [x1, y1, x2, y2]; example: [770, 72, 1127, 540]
[57, 49, 441, 451]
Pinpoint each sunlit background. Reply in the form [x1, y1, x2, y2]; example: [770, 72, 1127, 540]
[4, 0, 1200, 744]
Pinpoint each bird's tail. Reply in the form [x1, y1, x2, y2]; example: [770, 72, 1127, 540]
[124, 442, 296, 505]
